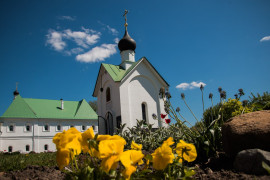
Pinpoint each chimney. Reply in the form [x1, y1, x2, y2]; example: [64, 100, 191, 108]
[60, 99, 64, 110]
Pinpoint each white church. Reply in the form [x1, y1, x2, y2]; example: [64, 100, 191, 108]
[0, 13, 169, 153]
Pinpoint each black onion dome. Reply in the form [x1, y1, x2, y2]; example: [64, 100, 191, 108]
[118, 29, 136, 52]
[13, 90, 19, 96]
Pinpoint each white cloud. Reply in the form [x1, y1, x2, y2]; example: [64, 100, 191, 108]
[260, 36, 270, 42]
[114, 38, 119, 43]
[58, 16, 76, 21]
[176, 81, 206, 90]
[76, 44, 117, 63]
[65, 47, 84, 56]
[63, 29, 100, 48]
[46, 27, 100, 51]
[46, 29, 66, 51]
[107, 25, 118, 35]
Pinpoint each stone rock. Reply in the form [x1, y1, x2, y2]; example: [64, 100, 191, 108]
[222, 110, 270, 157]
[234, 149, 270, 175]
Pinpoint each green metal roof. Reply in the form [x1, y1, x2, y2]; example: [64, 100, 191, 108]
[1, 95, 98, 120]
[102, 60, 140, 82]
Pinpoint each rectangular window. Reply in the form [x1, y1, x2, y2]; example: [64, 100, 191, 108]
[25, 124, 31, 132]
[57, 125, 61, 131]
[8, 124, 15, 132]
[92, 126, 95, 130]
[44, 124, 49, 131]
[82, 125, 86, 131]
[26, 145, 30, 151]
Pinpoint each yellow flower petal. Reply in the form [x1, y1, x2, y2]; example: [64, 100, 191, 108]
[122, 165, 136, 180]
[56, 148, 70, 170]
[131, 141, 142, 150]
[151, 144, 174, 170]
[81, 127, 95, 153]
[101, 155, 119, 173]
[163, 137, 174, 146]
[120, 150, 144, 168]
[176, 140, 197, 162]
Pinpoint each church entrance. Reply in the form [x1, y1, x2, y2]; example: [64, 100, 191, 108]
[106, 112, 114, 135]
[98, 112, 114, 135]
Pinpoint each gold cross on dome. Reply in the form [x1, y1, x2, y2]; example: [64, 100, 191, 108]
[123, 10, 128, 27]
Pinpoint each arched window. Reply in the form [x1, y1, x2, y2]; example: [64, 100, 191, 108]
[141, 103, 148, 125]
[105, 112, 113, 135]
[8, 146, 13, 153]
[44, 144, 48, 151]
[26, 145, 30, 152]
[106, 87, 111, 102]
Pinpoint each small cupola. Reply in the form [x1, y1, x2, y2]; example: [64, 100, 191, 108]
[118, 10, 136, 70]
[13, 83, 19, 100]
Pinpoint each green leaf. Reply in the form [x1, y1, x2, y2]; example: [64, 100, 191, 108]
[262, 161, 270, 174]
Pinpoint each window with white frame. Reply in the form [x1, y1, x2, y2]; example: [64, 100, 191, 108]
[44, 144, 48, 151]
[25, 124, 31, 132]
[44, 124, 49, 131]
[82, 125, 86, 131]
[8, 124, 15, 132]
[56, 125, 61, 131]
[26, 145, 30, 152]
[8, 146, 13, 153]
[92, 126, 95, 130]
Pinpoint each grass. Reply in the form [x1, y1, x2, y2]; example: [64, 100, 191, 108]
[0, 152, 57, 172]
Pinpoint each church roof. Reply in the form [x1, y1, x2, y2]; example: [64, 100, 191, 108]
[92, 57, 169, 97]
[102, 60, 140, 82]
[1, 95, 98, 120]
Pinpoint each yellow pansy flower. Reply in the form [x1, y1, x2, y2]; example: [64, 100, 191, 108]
[151, 143, 174, 170]
[97, 134, 123, 141]
[52, 127, 82, 169]
[120, 150, 144, 180]
[56, 148, 70, 170]
[176, 140, 197, 162]
[98, 137, 126, 173]
[131, 141, 142, 150]
[163, 137, 174, 146]
[81, 127, 99, 157]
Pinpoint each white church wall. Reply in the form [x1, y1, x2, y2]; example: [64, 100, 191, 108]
[120, 60, 168, 129]
[0, 118, 98, 153]
[97, 68, 121, 134]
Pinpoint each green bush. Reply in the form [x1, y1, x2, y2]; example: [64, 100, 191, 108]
[249, 92, 270, 111]
[116, 120, 186, 152]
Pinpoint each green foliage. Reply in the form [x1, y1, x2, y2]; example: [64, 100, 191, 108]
[262, 161, 270, 175]
[0, 152, 57, 171]
[116, 120, 185, 151]
[249, 92, 270, 111]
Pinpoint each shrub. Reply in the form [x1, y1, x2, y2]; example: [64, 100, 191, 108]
[248, 92, 270, 111]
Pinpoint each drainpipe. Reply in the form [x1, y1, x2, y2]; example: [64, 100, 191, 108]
[32, 122, 35, 152]
[0, 120, 3, 135]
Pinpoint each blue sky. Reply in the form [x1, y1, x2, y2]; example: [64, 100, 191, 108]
[0, 0, 269, 125]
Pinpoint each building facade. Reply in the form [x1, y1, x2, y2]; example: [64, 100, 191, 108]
[0, 95, 98, 153]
